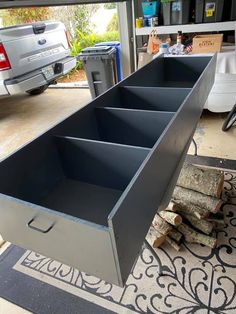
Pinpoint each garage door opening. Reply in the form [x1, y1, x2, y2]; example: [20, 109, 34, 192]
[0, 3, 120, 85]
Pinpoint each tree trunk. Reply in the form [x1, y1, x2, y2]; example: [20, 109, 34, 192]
[146, 226, 166, 248]
[152, 214, 172, 235]
[168, 228, 183, 243]
[159, 210, 182, 226]
[177, 223, 217, 248]
[0, 235, 5, 248]
[207, 212, 225, 229]
[164, 201, 179, 212]
[177, 162, 224, 198]
[166, 236, 181, 251]
[173, 186, 223, 213]
[181, 212, 213, 235]
[173, 199, 210, 219]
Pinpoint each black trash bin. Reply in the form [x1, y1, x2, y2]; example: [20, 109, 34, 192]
[162, 0, 192, 25]
[78, 46, 117, 99]
[231, 0, 236, 20]
[195, 0, 231, 23]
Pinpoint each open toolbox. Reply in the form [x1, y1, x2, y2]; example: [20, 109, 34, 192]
[0, 55, 216, 286]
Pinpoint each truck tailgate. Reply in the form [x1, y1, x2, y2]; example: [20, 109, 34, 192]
[0, 22, 70, 77]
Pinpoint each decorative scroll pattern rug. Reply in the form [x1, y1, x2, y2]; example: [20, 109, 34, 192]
[0, 171, 236, 314]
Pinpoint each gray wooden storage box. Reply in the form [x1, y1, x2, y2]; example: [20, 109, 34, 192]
[0, 55, 216, 286]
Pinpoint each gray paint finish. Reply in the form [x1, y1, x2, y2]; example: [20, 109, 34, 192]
[0, 194, 121, 284]
[109, 56, 217, 281]
[0, 55, 216, 286]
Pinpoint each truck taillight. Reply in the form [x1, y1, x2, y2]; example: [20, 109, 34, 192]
[65, 31, 71, 49]
[0, 43, 11, 71]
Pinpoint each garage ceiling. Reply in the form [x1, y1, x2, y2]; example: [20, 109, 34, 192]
[0, 0, 126, 9]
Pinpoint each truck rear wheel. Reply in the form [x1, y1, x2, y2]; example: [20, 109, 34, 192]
[27, 84, 49, 96]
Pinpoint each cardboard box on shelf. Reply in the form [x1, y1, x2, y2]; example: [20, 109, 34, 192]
[192, 34, 223, 54]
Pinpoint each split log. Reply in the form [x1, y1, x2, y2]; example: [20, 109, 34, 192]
[168, 228, 182, 243]
[207, 212, 225, 229]
[181, 212, 213, 235]
[146, 226, 166, 248]
[0, 235, 5, 248]
[164, 201, 180, 212]
[177, 223, 217, 248]
[207, 218, 225, 229]
[152, 214, 172, 235]
[166, 236, 181, 251]
[159, 210, 182, 226]
[209, 212, 224, 220]
[177, 162, 224, 198]
[173, 200, 210, 219]
[173, 186, 223, 214]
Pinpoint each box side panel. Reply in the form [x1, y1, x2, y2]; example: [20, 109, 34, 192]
[109, 55, 217, 284]
[0, 195, 121, 286]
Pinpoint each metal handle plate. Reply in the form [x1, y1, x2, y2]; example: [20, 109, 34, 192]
[27, 217, 54, 234]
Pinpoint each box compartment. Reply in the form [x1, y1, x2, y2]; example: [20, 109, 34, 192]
[59, 107, 174, 149]
[94, 108, 174, 148]
[0, 138, 149, 226]
[123, 57, 211, 88]
[105, 86, 191, 112]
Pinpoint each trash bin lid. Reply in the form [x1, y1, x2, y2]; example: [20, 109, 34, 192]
[78, 46, 116, 61]
[95, 42, 121, 47]
[81, 46, 115, 55]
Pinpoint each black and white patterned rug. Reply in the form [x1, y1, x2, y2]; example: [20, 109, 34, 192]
[0, 172, 236, 314]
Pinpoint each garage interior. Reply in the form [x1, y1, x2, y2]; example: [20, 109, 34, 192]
[0, 0, 236, 313]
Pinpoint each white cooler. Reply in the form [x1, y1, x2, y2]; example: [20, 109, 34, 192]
[204, 46, 236, 113]
[158, 46, 236, 113]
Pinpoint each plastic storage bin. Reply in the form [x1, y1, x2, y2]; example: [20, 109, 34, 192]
[142, 1, 160, 16]
[231, 0, 236, 20]
[95, 41, 123, 82]
[162, 0, 191, 25]
[78, 46, 117, 99]
[0, 55, 216, 287]
[195, 0, 229, 23]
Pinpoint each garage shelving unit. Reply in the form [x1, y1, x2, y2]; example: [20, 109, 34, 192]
[135, 21, 236, 36]
[133, 20, 235, 69]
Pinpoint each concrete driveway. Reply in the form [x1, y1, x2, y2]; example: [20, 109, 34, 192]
[0, 88, 91, 161]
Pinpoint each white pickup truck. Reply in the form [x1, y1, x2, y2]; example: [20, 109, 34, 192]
[0, 21, 76, 96]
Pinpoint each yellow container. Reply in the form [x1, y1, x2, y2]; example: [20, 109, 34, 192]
[136, 18, 144, 28]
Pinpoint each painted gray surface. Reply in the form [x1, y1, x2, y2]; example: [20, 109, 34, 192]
[0, 194, 121, 284]
[0, 55, 216, 286]
[109, 55, 217, 283]
[117, 87, 191, 112]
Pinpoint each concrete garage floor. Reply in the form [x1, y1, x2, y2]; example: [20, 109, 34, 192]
[0, 88, 91, 161]
[189, 110, 236, 160]
[0, 88, 92, 313]
[0, 89, 235, 313]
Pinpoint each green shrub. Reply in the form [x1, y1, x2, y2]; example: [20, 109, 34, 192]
[106, 13, 118, 32]
[0, 7, 51, 26]
[71, 30, 119, 70]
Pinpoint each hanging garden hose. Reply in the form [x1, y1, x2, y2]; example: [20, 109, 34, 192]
[222, 103, 236, 132]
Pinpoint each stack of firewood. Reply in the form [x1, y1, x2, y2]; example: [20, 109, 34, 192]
[146, 162, 225, 251]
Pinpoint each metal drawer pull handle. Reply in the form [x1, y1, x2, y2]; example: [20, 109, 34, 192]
[27, 218, 55, 234]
